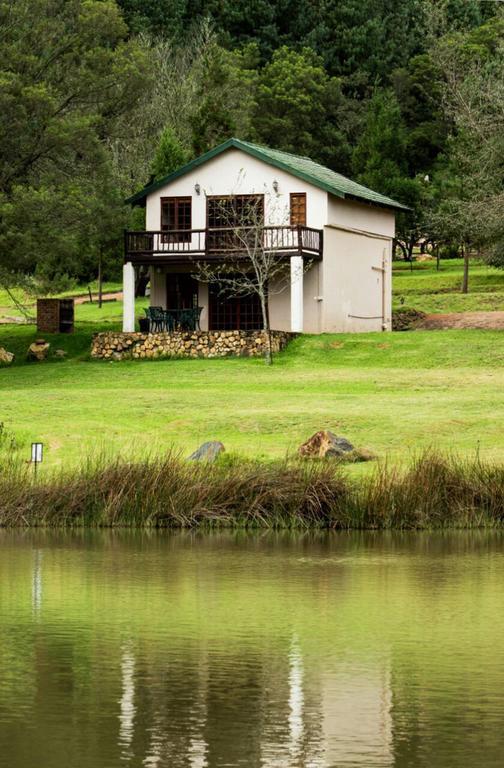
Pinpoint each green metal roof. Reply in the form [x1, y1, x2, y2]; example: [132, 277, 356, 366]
[126, 138, 409, 212]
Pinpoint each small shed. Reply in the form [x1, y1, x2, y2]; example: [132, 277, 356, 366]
[37, 299, 74, 334]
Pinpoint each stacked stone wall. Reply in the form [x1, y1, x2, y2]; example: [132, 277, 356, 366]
[91, 330, 294, 360]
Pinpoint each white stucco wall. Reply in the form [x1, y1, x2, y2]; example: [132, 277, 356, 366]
[142, 150, 396, 334]
[145, 148, 328, 231]
[268, 263, 322, 333]
[321, 196, 394, 332]
[327, 196, 395, 238]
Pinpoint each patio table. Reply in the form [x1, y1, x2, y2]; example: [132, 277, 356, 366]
[164, 307, 203, 331]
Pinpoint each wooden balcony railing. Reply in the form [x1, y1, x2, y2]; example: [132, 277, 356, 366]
[124, 226, 323, 263]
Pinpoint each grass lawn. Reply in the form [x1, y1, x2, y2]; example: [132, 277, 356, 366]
[0, 280, 123, 321]
[2, 257, 504, 322]
[0, 321, 502, 469]
[0, 257, 503, 470]
[393, 257, 504, 313]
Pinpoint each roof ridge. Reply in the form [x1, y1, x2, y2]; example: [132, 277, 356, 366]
[126, 137, 409, 212]
[236, 138, 397, 194]
[235, 138, 322, 167]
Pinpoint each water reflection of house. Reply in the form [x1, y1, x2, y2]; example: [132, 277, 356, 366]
[115, 640, 394, 768]
[319, 663, 393, 767]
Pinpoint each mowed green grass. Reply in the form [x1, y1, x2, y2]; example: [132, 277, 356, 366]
[393, 258, 504, 313]
[0, 323, 502, 468]
[1, 257, 503, 469]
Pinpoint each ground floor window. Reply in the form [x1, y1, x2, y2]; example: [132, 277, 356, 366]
[209, 284, 263, 330]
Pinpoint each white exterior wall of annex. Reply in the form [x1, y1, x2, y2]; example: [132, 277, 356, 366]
[322, 196, 395, 333]
[145, 148, 327, 333]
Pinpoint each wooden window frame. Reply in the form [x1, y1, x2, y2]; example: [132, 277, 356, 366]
[206, 194, 264, 229]
[160, 196, 192, 242]
[290, 192, 307, 227]
[206, 194, 264, 252]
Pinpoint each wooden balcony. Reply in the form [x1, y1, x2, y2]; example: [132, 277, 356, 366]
[124, 226, 323, 265]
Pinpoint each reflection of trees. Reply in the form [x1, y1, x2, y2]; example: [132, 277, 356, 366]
[1, 530, 504, 767]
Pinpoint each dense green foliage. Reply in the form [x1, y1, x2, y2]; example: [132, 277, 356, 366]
[151, 127, 191, 180]
[0, 0, 502, 293]
[118, 0, 494, 77]
[254, 47, 354, 172]
[0, 0, 149, 289]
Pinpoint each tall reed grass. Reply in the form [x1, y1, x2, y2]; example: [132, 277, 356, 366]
[0, 452, 503, 528]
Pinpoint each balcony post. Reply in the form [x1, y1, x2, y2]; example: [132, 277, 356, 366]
[290, 255, 304, 333]
[122, 261, 136, 332]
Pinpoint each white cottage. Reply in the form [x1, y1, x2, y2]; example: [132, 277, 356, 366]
[124, 138, 407, 335]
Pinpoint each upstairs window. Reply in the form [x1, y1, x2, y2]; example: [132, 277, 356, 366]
[207, 195, 264, 251]
[290, 193, 307, 226]
[161, 197, 192, 242]
[207, 195, 264, 229]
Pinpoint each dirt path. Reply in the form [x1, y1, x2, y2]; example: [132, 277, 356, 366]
[73, 291, 123, 304]
[0, 291, 124, 323]
[419, 311, 504, 330]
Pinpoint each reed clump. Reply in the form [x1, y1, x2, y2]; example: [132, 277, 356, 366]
[355, 453, 504, 528]
[0, 452, 502, 528]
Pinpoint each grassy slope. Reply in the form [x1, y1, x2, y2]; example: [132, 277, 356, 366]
[1, 257, 503, 469]
[2, 258, 503, 321]
[0, 322, 502, 468]
[0, 281, 123, 320]
[393, 258, 504, 313]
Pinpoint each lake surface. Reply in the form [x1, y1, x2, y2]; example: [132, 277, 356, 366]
[1, 531, 504, 768]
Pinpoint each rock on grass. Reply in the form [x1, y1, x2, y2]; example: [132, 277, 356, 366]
[299, 430, 375, 462]
[188, 441, 225, 462]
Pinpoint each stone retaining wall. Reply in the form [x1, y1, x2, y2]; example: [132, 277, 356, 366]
[91, 330, 294, 360]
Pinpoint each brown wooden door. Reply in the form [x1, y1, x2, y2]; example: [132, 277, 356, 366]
[209, 284, 262, 330]
[166, 274, 198, 309]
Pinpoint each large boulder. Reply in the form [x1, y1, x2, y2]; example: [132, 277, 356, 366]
[188, 441, 225, 462]
[0, 347, 14, 365]
[299, 430, 354, 459]
[28, 339, 50, 361]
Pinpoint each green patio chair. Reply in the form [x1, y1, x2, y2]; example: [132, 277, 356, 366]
[179, 308, 199, 332]
[148, 307, 165, 333]
[163, 311, 176, 332]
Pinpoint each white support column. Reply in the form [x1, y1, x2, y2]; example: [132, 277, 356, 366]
[122, 261, 136, 332]
[290, 255, 304, 333]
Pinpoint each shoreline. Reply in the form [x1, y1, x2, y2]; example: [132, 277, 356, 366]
[1, 452, 502, 529]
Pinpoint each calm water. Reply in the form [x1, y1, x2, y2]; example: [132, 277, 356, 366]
[1, 531, 504, 767]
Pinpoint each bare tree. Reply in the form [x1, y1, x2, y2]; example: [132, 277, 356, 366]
[196, 188, 311, 365]
[107, 20, 217, 196]
[430, 18, 504, 288]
